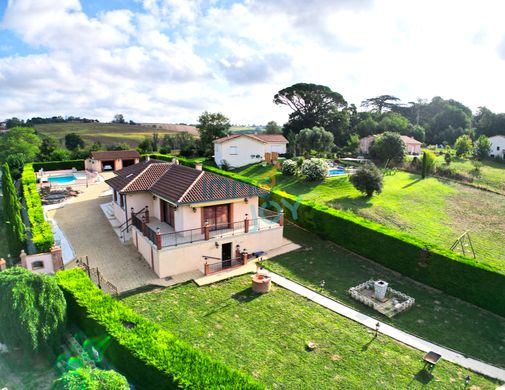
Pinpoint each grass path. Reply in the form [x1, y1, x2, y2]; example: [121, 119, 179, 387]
[236, 164, 505, 271]
[263, 223, 505, 368]
[123, 275, 500, 389]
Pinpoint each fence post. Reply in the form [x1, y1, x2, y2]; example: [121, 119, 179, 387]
[145, 205, 150, 223]
[20, 250, 28, 269]
[242, 251, 248, 265]
[244, 214, 249, 233]
[204, 222, 210, 240]
[204, 261, 209, 275]
[279, 210, 284, 226]
[156, 227, 162, 250]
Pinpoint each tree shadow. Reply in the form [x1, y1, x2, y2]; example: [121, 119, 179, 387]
[361, 335, 377, 352]
[402, 178, 423, 189]
[202, 288, 261, 317]
[328, 195, 374, 211]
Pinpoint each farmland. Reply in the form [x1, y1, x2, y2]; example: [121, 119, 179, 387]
[34, 122, 197, 147]
[236, 164, 505, 271]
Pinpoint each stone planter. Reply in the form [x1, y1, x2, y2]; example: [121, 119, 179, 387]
[252, 273, 271, 294]
[374, 280, 388, 301]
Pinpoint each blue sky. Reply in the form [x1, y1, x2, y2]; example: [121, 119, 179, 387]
[1, 0, 505, 124]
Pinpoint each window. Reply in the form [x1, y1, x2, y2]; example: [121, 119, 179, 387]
[119, 194, 124, 209]
[204, 204, 230, 230]
[498, 146, 501, 151]
[31, 261, 44, 270]
[229, 145, 238, 155]
[113, 191, 118, 203]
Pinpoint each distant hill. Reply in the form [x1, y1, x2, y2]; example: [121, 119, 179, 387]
[34, 122, 198, 147]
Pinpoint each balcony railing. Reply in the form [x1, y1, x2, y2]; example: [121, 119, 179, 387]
[133, 207, 284, 250]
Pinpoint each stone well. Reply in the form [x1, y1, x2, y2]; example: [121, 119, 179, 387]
[252, 273, 271, 293]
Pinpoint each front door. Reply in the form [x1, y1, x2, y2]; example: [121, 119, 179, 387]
[222, 242, 232, 268]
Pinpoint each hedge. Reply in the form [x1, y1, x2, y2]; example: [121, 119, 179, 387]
[32, 159, 85, 171]
[56, 268, 264, 390]
[201, 165, 505, 317]
[21, 164, 54, 253]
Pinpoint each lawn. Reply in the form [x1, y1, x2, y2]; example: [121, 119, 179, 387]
[34, 122, 185, 147]
[263, 223, 505, 368]
[0, 351, 57, 389]
[435, 155, 505, 193]
[236, 164, 505, 271]
[123, 275, 500, 389]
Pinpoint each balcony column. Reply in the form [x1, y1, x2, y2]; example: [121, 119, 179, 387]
[145, 205, 150, 223]
[244, 214, 249, 233]
[204, 221, 210, 240]
[156, 227, 162, 250]
[279, 210, 284, 226]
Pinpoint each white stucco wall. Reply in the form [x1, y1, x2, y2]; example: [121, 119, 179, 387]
[24, 252, 54, 274]
[405, 143, 421, 154]
[214, 137, 265, 167]
[490, 136, 505, 158]
[126, 192, 153, 217]
[265, 143, 287, 154]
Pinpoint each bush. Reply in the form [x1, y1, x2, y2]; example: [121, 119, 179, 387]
[281, 159, 298, 176]
[444, 152, 452, 165]
[22, 164, 54, 252]
[369, 132, 406, 163]
[201, 165, 505, 318]
[0, 267, 66, 352]
[421, 150, 437, 178]
[220, 159, 231, 171]
[32, 160, 85, 171]
[436, 165, 472, 182]
[54, 367, 129, 390]
[56, 269, 264, 390]
[300, 158, 328, 181]
[349, 163, 383, 197]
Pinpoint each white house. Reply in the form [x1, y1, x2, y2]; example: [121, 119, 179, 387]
[213, 134, 288, 168]
[489, 135, 505, 159]
[105, 159, 284, 278]
[358, 134, 422, 155]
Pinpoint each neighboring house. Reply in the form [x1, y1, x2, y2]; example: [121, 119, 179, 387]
[213, 134, 288, 168]
[0, 121, 7, 134]
[489, 135, 505, 159]
[85, 150, 140, 172]
[358, 134, 422, 155]
[105, 159, 284, 278]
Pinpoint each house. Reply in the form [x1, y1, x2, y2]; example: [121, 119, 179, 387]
[358, 134, 422, 155]
[105, 158, 284, 278]
[489, 135, 505, 159]
[85, 150, 140, 172]
[213, 134, 288, 168]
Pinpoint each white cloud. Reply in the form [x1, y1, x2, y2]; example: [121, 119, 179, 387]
[2, 0, 505, 125]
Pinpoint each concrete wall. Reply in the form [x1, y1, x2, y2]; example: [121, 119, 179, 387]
[132, 224, 284, 278]
[85, 158, 102, 173]
[405, 143, 421, 155]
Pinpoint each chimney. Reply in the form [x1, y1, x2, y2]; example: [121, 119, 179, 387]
[172, 157, 179, 165]
[146, 156, 150, 161]
[195, 163, 203, 171]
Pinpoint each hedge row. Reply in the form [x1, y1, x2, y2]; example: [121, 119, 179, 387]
[56, 268, 264, 390]
[201, 165, 505, 317]
[32, 159, 85, 171]
[21, 164, 54, 253]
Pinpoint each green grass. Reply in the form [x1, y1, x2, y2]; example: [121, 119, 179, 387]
[436, 155, 505, 193]
[235, 164, 505, 270]
[122, 275, 500, 389]
[34, 123, 179, 147]
[0, 351, 57, 389]
[263, 223, 505, 368]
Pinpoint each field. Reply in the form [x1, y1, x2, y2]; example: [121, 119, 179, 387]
[236, 164, 505, 271]
[435, 155, 505, 193]
[123, 274, 499, 389]
[34, 122, 197, 147]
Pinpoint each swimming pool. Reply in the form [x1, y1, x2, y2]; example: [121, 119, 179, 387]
[328, 168, 347, 177]
[48, 175, 77, 184]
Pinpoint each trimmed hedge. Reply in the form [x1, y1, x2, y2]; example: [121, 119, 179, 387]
[201, 165, 505, 317]
[21, 164, 54, 252]
[56, 268, 264, 390]
[32, 159, 85, 171]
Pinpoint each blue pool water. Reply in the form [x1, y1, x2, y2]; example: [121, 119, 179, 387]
[48, 175, 76, 184]
[328, 168, 346, 177]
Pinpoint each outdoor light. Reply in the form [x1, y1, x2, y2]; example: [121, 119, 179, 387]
[215, 242, 219, 248]
[465, 375, 471, 385]
[375, 322, 380, 337]
[192, 207, 197, 213]
[244, 197, 249, 204]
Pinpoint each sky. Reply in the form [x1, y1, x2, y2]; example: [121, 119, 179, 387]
[1, 0, 505, 125]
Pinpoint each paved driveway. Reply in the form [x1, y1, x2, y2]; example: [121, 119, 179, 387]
[48, 174, 158, 292]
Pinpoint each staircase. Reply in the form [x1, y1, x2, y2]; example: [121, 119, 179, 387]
[100, 202, 131, 243]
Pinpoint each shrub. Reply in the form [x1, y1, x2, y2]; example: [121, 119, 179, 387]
[300, 158, 328, 181]
[349, 163, 383, 197]
[454, 134, 473, 157]
[421, 150, 437, 178]
[0, 267, 66, 352]
[220, 159, 231, 171]
[436, 165, 472, 182]
[369, 132, 406, 163]
[22, 164, 54, 252]
[281, 159, 298, 176]
[54, 367, 129, 390]
[32, 160, 85, 171]
[473, 135, 492, 159]
[295, 156, 304, 167]
[444, 152, 452, 165]
[56, 269, 264, 390]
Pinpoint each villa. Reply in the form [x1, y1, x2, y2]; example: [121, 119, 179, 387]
[489, 135, 505, 159]
[213, 134, 288, 168]
[358, 134, 422, 155]
[105, 158, 284, 278]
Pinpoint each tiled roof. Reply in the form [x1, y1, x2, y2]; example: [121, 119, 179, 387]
[399, 135, 422, 145]
[91, 150, 140, 160]
[105, 160, 266, 204]
[213, 134, 288, 144]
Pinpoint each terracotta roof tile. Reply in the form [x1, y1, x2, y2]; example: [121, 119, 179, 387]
[91, 150, 140, 160]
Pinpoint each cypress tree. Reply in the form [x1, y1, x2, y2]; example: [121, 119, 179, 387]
[421, 152, 427, 179]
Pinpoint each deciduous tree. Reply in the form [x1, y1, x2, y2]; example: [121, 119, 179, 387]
[0, 127, 41, 165]
[349, 163, 383, 196]
[361, 95, 401, 115]
[473, 135, 492, 159]
[369, 132, 406, 163]
[265, 121, 283, 134]
[454, 134, 473, 157]
[197, 111, 231, 155]
[64, 133, 85, 151]
[296, 127, 334, 157]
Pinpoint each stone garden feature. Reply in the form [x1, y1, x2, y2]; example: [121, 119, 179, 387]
[348, 280, 415, 317]
[252, 273, 271, 293]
